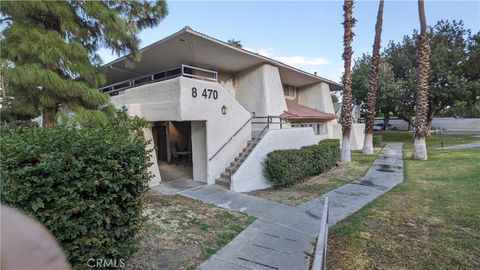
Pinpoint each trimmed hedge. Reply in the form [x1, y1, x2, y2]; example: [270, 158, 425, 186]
[264, 139, 340, 185]
[373, 135, 383, 147]
[0, 124, 152, 269]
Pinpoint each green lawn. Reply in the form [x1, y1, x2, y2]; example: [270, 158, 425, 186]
[327, 148, 480, 269]
[249, 149, 379, 205]
[376, 130, 479, 149]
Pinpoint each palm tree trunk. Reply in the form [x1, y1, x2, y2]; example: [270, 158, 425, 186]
[362, 0, 384, 154]
[412, 0, 430, 160]
[341, 0, 356, 162]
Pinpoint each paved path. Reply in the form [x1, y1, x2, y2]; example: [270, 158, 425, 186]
[179, 185, 322, 270]
[435, 141, 480, 150]
[299, 143, 404, 225]
[175, 142, 404, 270]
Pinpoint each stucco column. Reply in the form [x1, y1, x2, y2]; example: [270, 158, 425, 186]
[144, 124, 162, 186]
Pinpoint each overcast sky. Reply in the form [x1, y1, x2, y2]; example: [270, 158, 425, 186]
[98, 0, 480, 83]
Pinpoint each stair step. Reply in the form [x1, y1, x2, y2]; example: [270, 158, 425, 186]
[215, 177, 230, 189]
[234, 156, 246, 162]
[220, 172, 231, 179]
[217, 139, 261, 189]
[225, 166, 237, 173]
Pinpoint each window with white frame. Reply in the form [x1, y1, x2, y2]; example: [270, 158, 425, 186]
[291, 122, 327, 135]
[283, 84, 296, 98]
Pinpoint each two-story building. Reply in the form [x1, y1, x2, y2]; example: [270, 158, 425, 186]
[100, 27, 364, 192]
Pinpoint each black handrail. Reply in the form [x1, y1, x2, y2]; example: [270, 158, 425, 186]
[228, 115, 288, 178]
[208, 116, 253, 161]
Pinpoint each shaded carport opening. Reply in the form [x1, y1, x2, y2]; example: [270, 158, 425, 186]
[153, 121, 193, 182]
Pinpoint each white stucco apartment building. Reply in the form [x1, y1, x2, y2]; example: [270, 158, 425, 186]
[100, 27, 364, 192]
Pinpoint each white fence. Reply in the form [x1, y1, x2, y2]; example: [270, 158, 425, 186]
[373, 117, 480, 131]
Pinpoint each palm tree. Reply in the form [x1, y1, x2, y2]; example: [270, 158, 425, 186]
[412, 0, 430, 160]
[362, 0, 384, 154]
[227, 38, 243, 48]
[341, 0, 356, 162]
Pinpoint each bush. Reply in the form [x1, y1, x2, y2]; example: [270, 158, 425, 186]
[0, 123, 152, 269]
[373, 135, 383, 147]
[264, 139, 340, 185]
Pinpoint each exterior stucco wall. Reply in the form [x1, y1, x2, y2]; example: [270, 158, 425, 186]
[332, 123, 365, 150]
[218, 71, 236, 97]
[284, 88, 299, 105]
[231, 128, 317, 193]
[179, 78, 252, 184]
[298, 82, 336, 115]
[143, 126, 162, 187]
[111, 77, 251, 185]
[296, 82, 337, 140]
[236, 64, 288, 117]
[191, 121, 208, 182]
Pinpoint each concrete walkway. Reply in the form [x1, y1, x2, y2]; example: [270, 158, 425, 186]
[179, 185, 322, 270]
[435, 141, 480, 150]
[299, 143, 404, 225]
[175, 142, 404, 270]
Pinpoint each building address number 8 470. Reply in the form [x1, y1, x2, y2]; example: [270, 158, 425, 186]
[192, 87, 218, 100]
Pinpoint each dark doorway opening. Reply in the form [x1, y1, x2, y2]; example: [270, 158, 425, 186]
[153, 121, 193, 182]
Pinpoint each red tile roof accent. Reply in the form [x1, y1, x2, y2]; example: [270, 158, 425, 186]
[282, 104, 337, 121]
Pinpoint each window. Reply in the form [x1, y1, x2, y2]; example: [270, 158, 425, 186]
[291, 122, 327, 135]
[316, 123, 327, 135]
[283, 84, 296, 98]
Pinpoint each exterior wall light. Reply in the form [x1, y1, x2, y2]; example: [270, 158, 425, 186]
[221, 105, 227, 115]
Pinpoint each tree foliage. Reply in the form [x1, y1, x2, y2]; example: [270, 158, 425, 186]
[0, 1, 168, 127]
[0, 109, 152, 268]
[352, 54, 403, 128]
[227, 38, 243, 48]
[351, 20, 480, 128]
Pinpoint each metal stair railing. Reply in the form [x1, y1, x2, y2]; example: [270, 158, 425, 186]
[208, 116, 253, 162]
[228, 115, 288, 179]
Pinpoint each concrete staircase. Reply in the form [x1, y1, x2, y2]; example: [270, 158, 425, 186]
[215, 138, 259, 189]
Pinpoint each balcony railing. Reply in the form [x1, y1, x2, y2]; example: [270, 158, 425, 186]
[99, 64, 218, 96]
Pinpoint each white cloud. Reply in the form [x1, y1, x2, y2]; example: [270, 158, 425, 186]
[243, 47, 330, 68]
[243, 47, 274, 57]
[274, 56, 330, 66]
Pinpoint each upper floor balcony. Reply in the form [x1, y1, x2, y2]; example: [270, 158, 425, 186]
[99, 64, 218, 96]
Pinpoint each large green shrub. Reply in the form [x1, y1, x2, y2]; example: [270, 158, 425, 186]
[264, 139, 340, 185]
[0, 122, 152, 268]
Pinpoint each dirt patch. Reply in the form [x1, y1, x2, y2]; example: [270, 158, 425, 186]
[126, 190, 255, 270]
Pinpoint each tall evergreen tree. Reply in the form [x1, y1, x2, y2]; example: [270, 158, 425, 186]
[412, 0, 430, 160]
[0, 1, 168, 127]
[340, 0, 356, 162]
[362, 0, 384, 154]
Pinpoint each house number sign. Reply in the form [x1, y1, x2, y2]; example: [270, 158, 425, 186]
[191, 87, 218, 100]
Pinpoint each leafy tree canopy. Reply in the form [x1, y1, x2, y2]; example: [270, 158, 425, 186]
[352, 20, 480, 127]
[0, 1, 168, 127]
